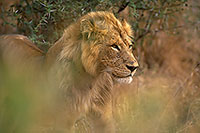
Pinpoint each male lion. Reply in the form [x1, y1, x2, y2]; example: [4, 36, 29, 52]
[0, 11, 139, 132]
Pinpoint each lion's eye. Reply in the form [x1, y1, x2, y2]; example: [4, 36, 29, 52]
[111, 44, 120, 51]
[129, 45, 133, 49]
[129, 45, 136, 51]
[131, 41, 135, 45]
[130, 41, 136, 51]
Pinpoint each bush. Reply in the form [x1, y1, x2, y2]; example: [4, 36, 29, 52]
[1, 0, 188, 51]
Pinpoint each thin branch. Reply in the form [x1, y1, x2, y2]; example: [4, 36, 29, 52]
[136, 11, 153, 41]
[117, 0, 130, 13]
[135, 24, 189, 41]
[130, 1, 185, 11]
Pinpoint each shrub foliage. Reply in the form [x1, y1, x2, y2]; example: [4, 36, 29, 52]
[1, 0, 187, 50]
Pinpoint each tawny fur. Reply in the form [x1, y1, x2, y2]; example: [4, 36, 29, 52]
[0, 11, 138, 132]
[0, 35, 44, 71]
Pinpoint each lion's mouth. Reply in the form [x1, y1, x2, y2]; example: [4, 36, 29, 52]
[111, 67, 138, 84]
[112, 74, 133, 84]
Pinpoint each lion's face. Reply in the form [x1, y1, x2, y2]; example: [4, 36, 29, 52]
[99, 33, 139, 84]
[80, 12, 139, 84]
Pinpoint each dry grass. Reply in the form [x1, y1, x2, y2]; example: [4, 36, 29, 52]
[113, 22, 200, 132]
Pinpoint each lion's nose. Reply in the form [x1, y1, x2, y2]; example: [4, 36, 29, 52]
[126, 64, 139, 73]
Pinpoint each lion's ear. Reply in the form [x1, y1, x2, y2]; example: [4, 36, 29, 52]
[80, 19, 95, 39]
[80, 19, 108, 40]
[121, 19, 133, 36]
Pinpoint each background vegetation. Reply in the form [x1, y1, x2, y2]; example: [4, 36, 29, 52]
[1, 0, 188, 50]
[1, 0, 200, 132]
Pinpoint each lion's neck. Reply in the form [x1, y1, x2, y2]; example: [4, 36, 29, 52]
[67, 60, 94, 90]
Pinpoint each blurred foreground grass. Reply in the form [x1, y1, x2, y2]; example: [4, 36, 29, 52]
[1, 65, 200, 133]
[114, 68, 200, 133]
[0, 65, 51, 133]
[0, 67, 33, 133]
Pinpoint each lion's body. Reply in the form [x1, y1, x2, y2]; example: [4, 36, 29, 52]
[0, 35, 44, 72]
[0, 11, 138, 132]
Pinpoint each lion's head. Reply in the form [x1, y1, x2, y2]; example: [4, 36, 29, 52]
[53, 11, 138, 84]
[80, 12, 139, 84]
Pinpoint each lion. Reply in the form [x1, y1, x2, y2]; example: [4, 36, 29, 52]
[0, 11, 139, 132]
[0, 35, 44, 73]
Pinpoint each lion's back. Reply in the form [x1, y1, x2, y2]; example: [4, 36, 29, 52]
[0, 34, 44, 71]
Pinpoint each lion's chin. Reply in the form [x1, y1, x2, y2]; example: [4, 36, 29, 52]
[114, 76, 133, 84]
